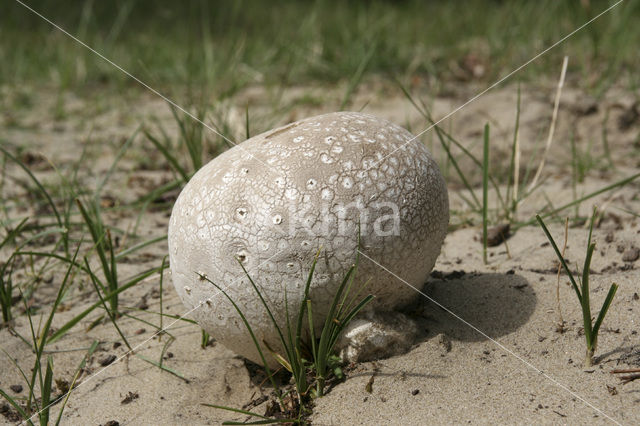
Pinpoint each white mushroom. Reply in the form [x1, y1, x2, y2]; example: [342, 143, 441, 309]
[168, 111, 448, 367]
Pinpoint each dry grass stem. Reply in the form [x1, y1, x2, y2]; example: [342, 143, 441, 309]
[528, 56, 569, 192]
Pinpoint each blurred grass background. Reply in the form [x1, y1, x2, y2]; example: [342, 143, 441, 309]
[2, 0, 639, 98]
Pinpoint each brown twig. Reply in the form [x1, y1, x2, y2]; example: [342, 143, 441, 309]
[610, 368, 640, 384]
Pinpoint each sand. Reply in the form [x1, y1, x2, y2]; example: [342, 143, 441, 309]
[1, 80, 639, 425]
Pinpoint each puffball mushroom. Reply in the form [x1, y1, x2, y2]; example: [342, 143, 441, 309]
[168, 111, 448, 367]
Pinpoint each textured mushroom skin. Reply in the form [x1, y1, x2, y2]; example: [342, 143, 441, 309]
[168, 111, 448, 367]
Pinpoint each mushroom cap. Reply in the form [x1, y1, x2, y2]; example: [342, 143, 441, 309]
[168, 111, 448, 367]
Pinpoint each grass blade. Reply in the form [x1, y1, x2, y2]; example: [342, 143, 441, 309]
[55, 341, 99, 425]
[580, 206, 598, 347]
[236, 261, 292, 368]
[536, 215, 581, 301]
[580, 242, 595, 347]
[107, 229, 118, 309]
[37, 242, 81, 352]
[0, 145, 66, 249]
[507, 83, 522, 218]
[396, 81, 481, 210]
[114, 235, 167, 261]
[591, 283, 619, 341]
[482, 123, 489, 264]
[96, 128, 138, 195]
[200, 274, 280, 396]
[528, 56, 568, 192]
[39, 355, 54, 425]
[201, 403, 290, 423]
[436, 126, 482, 211]
[306, 300, 317, 368]
[0, 388, 32, 425]
[340, 41, 376, 110]
[76, 198, 117, 311]
[144, 129, 189, 182]
[522, 172, 640, 228]
[428, 116, 509, 214]
[48, 266, 161, 343]
[297, 249, 321, 351]
[245, 104, 250, 139]
[136, 354, 189, 382]
[328, 295, 375, 353]
[84, 257, 132, 351]
[336, 228, 362, 316]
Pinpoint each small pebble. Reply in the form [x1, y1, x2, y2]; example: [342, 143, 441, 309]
[622, 247, 639, 262]
[412, 389, 420, 396]
[485, 224, 510, 247]
[9, 384, 22, 393]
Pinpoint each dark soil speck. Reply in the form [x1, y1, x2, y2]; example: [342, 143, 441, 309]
[100, 354, 117, 366]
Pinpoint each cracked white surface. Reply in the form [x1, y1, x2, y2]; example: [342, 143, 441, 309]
[168, 112, 449, 367]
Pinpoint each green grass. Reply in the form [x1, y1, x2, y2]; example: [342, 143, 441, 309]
[0, 135, 174, 421]
[398, 77, 640, 239]
[0, 145, 71, 256]
[0, 218, 67, 325]
[0, 243, 81, 425]
[76, 198, 120, 314]
[2, 0, 640, 97]
[0, 218, 29, 323]
[144, 105, 227, 183]
[537, 207, 619, 367]
[482, 123, 490, 264]
[203, 245, 373, 423]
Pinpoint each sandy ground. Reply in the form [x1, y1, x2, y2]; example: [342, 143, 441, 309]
[1, 80, 639, 425]
[313, 218, 640, 425]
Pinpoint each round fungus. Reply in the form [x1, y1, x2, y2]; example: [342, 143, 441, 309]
[168, 111, 448, 367]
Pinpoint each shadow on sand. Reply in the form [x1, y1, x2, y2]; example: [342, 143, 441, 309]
[410, 272, 537, 342]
